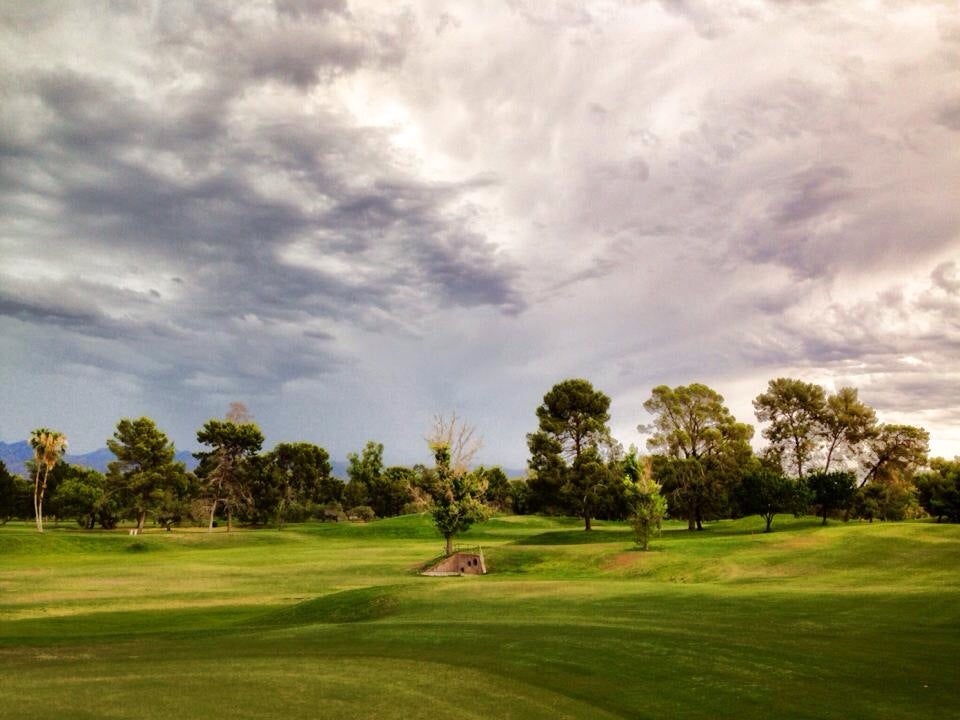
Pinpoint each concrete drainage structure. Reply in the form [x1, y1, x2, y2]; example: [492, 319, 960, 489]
[420, 546, 487, 576]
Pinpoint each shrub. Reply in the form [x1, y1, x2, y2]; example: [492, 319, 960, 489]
[348, 505, 375, 522]
[313, 501, 346, 522]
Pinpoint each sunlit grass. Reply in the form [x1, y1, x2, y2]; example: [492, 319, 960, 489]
[1, 514, 958, 719]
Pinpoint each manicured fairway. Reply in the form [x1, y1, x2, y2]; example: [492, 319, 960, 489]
[1, 515, 958, 719]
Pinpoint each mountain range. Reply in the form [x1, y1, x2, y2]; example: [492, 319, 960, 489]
[0, 440, 522, 480]
[0, 440, 199, 478]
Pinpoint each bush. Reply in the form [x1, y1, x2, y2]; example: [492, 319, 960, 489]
[852, 478, 918, 522]
[508, 479, 530, 514]
[282, 501, 310, 524]
[187, 499, 213, 527]
[314, 501, 345, 522]
[915, 458, 960, 522]
[348, 505, 375, 522]
[805, 471, 856, 525]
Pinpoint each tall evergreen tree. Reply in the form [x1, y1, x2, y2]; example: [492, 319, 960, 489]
[263, 441, 333, 528]
[195, 418, 264, 531]
[107, 417, 188, 534]
[527, 378, 613, 530]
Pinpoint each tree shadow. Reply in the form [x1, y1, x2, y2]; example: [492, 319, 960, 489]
[512, 528, 633, 546]
[659, 516, 826, 540]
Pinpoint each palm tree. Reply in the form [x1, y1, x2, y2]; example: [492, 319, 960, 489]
[29, 428, 68, 532]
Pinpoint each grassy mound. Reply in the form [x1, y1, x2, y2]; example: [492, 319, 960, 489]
[253, 586, 402, 627]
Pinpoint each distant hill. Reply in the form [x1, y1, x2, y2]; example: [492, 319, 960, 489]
[1, 440, 523, 479]
[0, 441, 32, 477]
[0, 440, 197, 477]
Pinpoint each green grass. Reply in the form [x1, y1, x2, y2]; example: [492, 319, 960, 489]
[1, 514, 958, 719]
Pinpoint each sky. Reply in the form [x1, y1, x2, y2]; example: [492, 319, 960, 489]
[1, 0, 958, 468]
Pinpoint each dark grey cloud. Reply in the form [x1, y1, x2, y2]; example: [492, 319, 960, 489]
[937, 99, 960, 130]
[275, 0, 348, 21]
[0, 2, 525, 445]
[863, 376, 960, 424]
[774, 165, 851, 226]
[1, 0, 958, 462]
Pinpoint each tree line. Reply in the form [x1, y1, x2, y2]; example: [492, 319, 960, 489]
[523, 377, 959, 537]
[0, 405, 501, 543]
[2, 379, 959, 546]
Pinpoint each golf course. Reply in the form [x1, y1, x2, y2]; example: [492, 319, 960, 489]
[1, 514, 957, 719]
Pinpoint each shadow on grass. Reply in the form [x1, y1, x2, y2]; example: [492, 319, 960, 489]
[512, 528, 633, 546]
[250, 586, 402, 628]
[658, 516, 827, 540]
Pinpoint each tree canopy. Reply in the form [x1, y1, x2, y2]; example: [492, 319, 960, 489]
[860, 424, 929, 487]
[643, 383, 753, 461]
[643, 383, 753, 530]
[621, 450, 666, 550]
[734, 466, 799, 533]
[806, 470, 857, 525]
[29, 427, 68, 532]
[195, 418, 264, 531]
[915, 457, 960, 523]
[263, 441, 334, 528]
[527, 378, 614, 530]
[819, 387, 877, 473]
[425, 416, 488, 554]
[107, 417, 189, 534]
[753, 378, 826, 479]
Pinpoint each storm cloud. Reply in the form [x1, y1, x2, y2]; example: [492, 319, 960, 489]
[1, 0, 958, 464]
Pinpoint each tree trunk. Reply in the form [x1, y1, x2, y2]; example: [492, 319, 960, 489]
[445, 534, 453, 556]
[33, 464, 43, 533]
[822, 508, 828, 525]
[36, 465, 50, 534]
[136, 510, 146, 535]
[824, 438, 840, 474]
[765, 514, 773, 532]
[687, 514, 696, 531]
[208, 498, 218, 532]
[227, 506, 233, 532]
[584, 513, 591, 531]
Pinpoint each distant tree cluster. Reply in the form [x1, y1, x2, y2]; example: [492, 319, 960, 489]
[514, 376, 952, 537]
[1, 403, 515, 538]
[3, 375, 957, 542]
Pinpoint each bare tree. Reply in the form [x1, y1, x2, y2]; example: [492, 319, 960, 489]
[426, 413, 487, 555]
[226, 402, 252, 424]
[428, 412, 483, 474]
